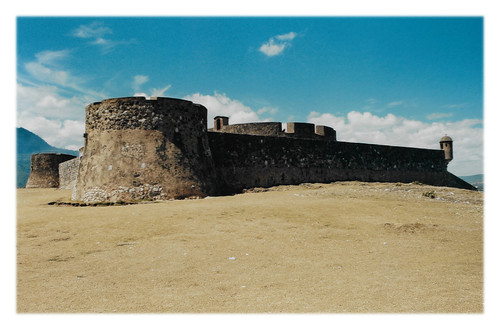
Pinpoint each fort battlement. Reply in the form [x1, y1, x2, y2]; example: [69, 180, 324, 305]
[211, 116, 337, 141]
[26, 96, 475, 201]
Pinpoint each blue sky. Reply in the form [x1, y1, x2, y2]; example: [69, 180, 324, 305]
[16, 17, 483, 175]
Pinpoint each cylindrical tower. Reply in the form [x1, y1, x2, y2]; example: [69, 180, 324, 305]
[25, 153, 76, 188]
[439, 135, 453, 163]
[72, 97, 217, 202]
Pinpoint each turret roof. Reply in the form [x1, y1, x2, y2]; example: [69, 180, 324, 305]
[440, 135, 453, 142]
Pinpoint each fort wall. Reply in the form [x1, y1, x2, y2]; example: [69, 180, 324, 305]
[73, 97, 217, 202]
[207, 132, 452, 194]
[62, 96, 475, 202]
[26, 153, 76, 188]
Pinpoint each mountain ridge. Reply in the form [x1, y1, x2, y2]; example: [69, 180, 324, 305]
[17, 127, 79, 188]
[458, 174, 483, 191]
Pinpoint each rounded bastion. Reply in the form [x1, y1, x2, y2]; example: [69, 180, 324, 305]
[26, 153, 76, 188]
[72, 97, 217, 202]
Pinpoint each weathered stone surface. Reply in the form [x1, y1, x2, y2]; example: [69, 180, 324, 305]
[211, 120, 337, 141]
[73, 97, 217, 202]
[59, 157, 80, 190]
[213, 122, 283, 136]
[207, 132, 464, 194]
[26, 153, 76, 188]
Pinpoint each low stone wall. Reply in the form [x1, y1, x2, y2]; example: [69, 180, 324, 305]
[59, 157, 80, 190]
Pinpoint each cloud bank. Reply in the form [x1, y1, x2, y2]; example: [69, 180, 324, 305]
[308, 110, 483, 176]
[17, 83, 88, 150]
[183, 92, 276, 126]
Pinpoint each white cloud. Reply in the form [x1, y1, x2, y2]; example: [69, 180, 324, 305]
[133, 92, 148, 98]
[17, 115, 84, 150]
[22, 50, 105, 100]
[71, 22, 128, 53]
[257, 107, 278, 115]
[276, 32, 297, 41]
[72, 22, 112, 39]
[132, 84, 172, 99]
[17, 83, 90, 150]
[17, 83, 85, 120]
[34, 49, 70, 66]
[441, 103, 467, 109]
[387, 101, 404, 107]
[260, 43, 287, 57]
[426, 112, 454, 120]
[308, 110, 483, 176]
[132, 75, 149, 91]
[151, 85, 172, 97]
[259, 31, 298, 57]
[183, 92, 274, 126]
[25, 61, 70, 86]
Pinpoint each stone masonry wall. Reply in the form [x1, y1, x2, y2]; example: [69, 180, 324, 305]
[73, 97, 217, 202]
[208, 132, 452, 194]
[26, 153, 76, 188]
[215, 122, 284, 136]
[59, 157, 80, 190]
[213, 122, 337, 141]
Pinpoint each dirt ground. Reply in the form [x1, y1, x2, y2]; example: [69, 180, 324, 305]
[16, 181, 483, 313]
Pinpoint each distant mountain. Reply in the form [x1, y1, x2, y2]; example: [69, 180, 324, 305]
[459, 174, 483, 191]
[17, 127, 79, 188]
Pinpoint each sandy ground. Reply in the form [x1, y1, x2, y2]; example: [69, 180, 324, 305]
[16, 181, 483, 313]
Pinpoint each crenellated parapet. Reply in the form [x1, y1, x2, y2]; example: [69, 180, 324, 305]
[211, 117, 337, 141]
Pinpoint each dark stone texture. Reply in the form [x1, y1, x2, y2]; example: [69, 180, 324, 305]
[207, 132, 473, 194]
[26, 153, 76, 188]
[74, 97, 217, 202]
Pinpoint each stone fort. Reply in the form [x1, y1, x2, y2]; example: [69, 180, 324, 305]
[25, 96, 475, 201]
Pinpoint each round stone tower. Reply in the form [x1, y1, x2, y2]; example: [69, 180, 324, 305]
[72, 97, 217, 202]
[439, 135, 453, 163]
[25, 153, 76, 188]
